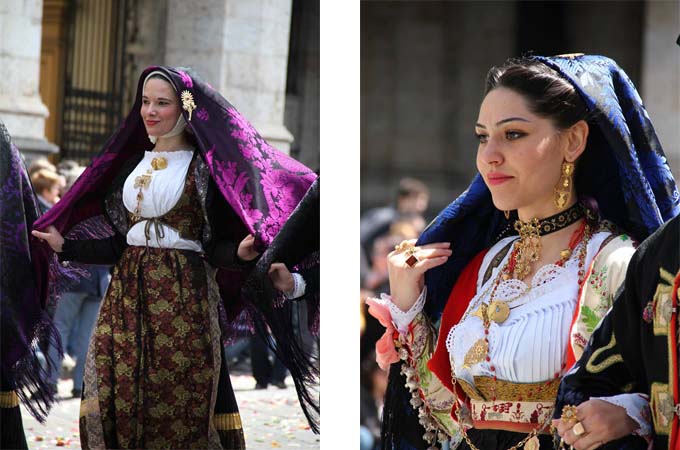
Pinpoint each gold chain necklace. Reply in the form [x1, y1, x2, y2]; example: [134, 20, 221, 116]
[512, 203, 586, 280]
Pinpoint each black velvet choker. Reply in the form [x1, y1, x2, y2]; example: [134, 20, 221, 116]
[515, 202, 585, 236]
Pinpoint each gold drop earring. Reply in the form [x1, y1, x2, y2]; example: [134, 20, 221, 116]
[554, 161, 575, 210]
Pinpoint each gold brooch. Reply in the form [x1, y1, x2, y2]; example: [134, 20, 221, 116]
[181, 90, 196, 121]
[151, 157, 167, 170]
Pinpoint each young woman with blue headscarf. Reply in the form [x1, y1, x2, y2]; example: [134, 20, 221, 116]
[369, 55, 679, 450]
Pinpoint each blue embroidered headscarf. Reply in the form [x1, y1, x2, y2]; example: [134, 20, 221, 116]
[382, 54, 680, 450]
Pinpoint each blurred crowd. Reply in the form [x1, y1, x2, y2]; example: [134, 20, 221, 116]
[359, 178, 430, 450]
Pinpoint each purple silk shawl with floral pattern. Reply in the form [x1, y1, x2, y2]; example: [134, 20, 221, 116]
[32, 66, 319, 426]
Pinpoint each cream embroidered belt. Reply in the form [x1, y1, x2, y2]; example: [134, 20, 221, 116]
[470, 399, 554, 434]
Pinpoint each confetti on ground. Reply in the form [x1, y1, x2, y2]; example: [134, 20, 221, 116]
[21, 373, 319, 449]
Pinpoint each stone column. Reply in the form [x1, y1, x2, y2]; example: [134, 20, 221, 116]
[641, 1, 680, 178]
[164, 0, 294, 153]
[0, 0, 58, 160]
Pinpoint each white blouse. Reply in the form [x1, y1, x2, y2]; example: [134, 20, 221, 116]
[391, 232, 611, 383]
[446, 232, 610, 384]
[122, 150, 202, 252]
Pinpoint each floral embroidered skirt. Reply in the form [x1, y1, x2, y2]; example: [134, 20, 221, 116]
[79, 246, 245, 449]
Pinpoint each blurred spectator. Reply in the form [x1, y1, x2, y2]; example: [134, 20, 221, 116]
[28, 157, 57, 177]
[360, 177, 429, 264]
[250, 333, 288, 390]
[57, 159, 79, 175]
[59, 162, 85, 195]
[31, 168, 65, 212]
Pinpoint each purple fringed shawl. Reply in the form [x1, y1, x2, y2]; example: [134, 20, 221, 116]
[0, 120, 67, 421]
[32, 66, 319, 427]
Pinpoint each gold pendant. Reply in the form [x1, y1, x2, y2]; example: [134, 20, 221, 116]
[463, 338, 488, 369]
[151, 157, 168, 170]
[134, 174, 152, 189]
[524, 436, 540, 450]
[487, 301, 510, 323]
[471, 303, 489, 324]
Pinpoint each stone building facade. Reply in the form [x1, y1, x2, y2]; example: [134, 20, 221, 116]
[0, 0, 319, 171]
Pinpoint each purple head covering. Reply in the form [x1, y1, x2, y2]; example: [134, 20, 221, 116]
[32, 66, 319, 427]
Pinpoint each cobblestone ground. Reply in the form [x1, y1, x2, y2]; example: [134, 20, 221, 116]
[20, 374, 320, 450]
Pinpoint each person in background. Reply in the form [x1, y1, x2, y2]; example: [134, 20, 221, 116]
[361, 177, 430, 264]
[28, 157, 57, 177]
[31, 168, 64, 212]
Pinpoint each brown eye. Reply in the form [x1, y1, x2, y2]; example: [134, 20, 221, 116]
[506, 131, 526, 140]
[476, 133, 488, 144]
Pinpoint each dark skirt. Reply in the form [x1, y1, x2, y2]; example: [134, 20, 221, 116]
[79, 246, 245, 449]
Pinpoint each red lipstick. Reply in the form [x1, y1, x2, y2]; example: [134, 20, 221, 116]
[487, 172, 513, 186]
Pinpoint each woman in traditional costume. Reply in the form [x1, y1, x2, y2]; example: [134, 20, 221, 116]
[369, 55, 679, 450]
[31, 67, 319, 449]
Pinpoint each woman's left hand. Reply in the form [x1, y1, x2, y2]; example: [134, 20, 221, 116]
[268, 262, 294, 293]
[552, 399, 639, 450]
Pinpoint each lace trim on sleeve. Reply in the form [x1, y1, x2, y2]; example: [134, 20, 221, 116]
[283, 272, 306, 299]
[593, 393, 652, 437]
[382, 287, 427, 334]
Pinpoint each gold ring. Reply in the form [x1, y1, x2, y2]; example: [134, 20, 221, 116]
[572, 421, 585, 436]
[560, 405, 578, 424]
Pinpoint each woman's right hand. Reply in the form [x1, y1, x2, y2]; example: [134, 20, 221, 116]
[237, 234, 260, 261]
[387, 239, 452, 311]
[31, 225, 64, 253]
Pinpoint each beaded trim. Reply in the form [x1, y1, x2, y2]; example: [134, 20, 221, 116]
[396, 332, 450, 449]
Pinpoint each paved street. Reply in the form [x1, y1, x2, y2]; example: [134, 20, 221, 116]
[20, 374, 320, 450]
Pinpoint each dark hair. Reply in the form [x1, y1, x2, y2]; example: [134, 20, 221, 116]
[484, 57, 589, 129]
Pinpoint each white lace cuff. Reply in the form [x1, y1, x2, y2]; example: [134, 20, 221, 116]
[283, 273, 306, 299]
[594, 393, 652, 437]
[382, 287, 427, 334]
